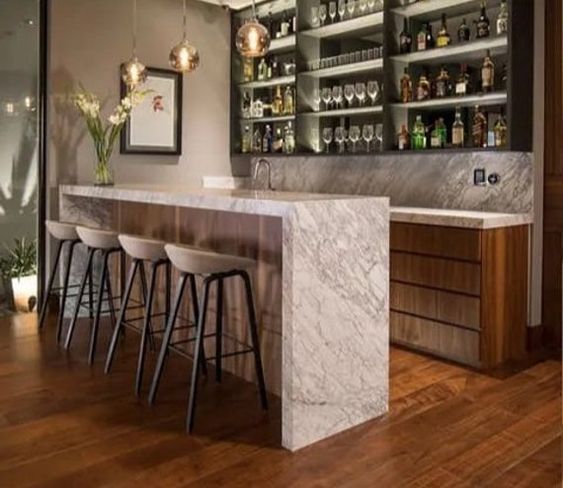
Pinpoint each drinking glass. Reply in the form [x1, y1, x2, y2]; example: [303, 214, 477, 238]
[363, 124, 374, 152]
[367, 0, 376, 12]
[311, 6, 320, 28]
[338, 0, 346, 21]
[332, 85, 343, 109]
[375, 123, 383, 151]
[329, 1, 337, 23]
[346, 0, 355, 18]
[349, 125, 361, 153]
[334, 126, 347, 153]
[312, 88, 322, 112]
[319, 4, 327, 26]
[359, 0, 368, 15]
[321, 87, 333, 110]
[367, 80, 380, 105]
[355, 82, 367, 107]
[344, 84, 355, 108]
[322, 127, 334, 154]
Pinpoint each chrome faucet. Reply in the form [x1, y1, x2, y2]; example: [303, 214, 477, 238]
[252, 158, 274, 191]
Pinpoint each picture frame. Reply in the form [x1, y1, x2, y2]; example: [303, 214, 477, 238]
[120, 67, 183, 155]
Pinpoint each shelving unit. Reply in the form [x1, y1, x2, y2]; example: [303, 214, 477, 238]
[300, 12, 384, 40]
[238, 75, 296, 90]
[300, 59, 383, 79]
[390, 91, 507, 111]
[269, 34, 297, 54]
[300, 106, 383, 118]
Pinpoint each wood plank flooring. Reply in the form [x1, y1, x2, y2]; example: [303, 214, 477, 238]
[0, 313, 560, 487]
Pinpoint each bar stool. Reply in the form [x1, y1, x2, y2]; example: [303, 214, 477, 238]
[65, 226, 122, 365]
[39, 221, 84, 342]
[148, 243, 268, 433]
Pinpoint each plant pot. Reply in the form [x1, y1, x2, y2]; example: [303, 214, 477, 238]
[11, 275, 37, 313]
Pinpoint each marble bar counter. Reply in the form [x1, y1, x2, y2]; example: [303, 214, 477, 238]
[59, 184, 390, 452]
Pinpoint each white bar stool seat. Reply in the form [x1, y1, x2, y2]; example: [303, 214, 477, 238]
[76, 226, 120, 250]
[165, 243, 256, 275]
[46, 220, 79, 241]
[118, 235, 167, 262]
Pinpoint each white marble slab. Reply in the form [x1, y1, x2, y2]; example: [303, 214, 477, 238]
[59, 184, 390, 452]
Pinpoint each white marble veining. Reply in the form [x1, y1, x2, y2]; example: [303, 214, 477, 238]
[59, 184, 390, 452]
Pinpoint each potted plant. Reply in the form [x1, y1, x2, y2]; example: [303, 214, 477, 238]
[0, 238, 37, 313]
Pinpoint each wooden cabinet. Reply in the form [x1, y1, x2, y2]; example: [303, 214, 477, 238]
[390, 222, 529, 368]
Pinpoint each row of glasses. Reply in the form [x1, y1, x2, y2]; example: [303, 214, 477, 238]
[311, 0, 383, 28]
[313, 81, 381, 111]
[322, 123, 383, 153]
[307, 46, 383, 72]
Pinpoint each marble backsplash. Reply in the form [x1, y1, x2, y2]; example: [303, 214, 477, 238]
[249, 152, 534, 214]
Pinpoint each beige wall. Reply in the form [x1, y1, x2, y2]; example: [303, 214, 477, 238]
[47, 0, 231, 201]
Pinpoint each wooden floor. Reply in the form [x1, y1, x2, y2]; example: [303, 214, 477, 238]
[0, 313, 561, 487]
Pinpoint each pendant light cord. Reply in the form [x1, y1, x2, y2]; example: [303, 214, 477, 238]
[132, 0, 138, 57]
[251, 0, 257, 19]
[183, 0, 187, 39]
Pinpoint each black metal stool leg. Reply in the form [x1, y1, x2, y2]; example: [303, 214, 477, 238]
[186, 277, 212, 433]
[148, 273, 188, 405]
[87, 259, 94, 320]
[135, 261, 159, 397]
[215, 278, 224, 383]
[38, 240, 64, 330]
[105, 259, 140, 374]
[139, 262, 156, 351]
[165, 261, 171, 322]
[65, 248, 95, 350]
[241, 271, 268, 410]
[190, 274, 208, 376]
[56, 240, 79, 343]
[88, 250, 110, 365]
[105, 261, 117, 328]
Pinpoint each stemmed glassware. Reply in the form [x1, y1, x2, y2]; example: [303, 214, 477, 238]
[349, 125, 361, 153]
[322, 127, 334, 154]
[344, 84, 355, 108]
[319, 4, 327, 26]
[329, 2, 337, 23]
[367, 0, 376, 12]
[338, 0, 346, 21]
[355, 82, 366, 107]
[332, 85, 343, 110]
[312, 88, 322, 112]
[367, 80, 380, 106]
[375, 123, 383, 151]
[363, 124, 374, 152]
[311, 6, 320, 28]
[359, 0, 368, 15]
[321, 87, 332, 110]
[334, 126, 347, 153]
[347, 0, 356, 19]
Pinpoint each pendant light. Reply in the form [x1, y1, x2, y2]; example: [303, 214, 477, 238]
[121, 0, 147, 89]
[169, 0, 200, 73]
[236, 0, 270, 58]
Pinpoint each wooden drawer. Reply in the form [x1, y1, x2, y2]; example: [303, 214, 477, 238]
[391, 282, 481, 330]
[391, 312, 480, 367]
[391, 223, 482, 262]
[391, 252, 481, 296]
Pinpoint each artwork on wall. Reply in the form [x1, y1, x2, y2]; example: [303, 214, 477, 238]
[120, 67, 183, 155]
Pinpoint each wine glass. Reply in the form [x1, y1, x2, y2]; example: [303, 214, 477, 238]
[311, 6, 320, 28]
[338, 0, 346, 21]
[332, 85, 343, 109]
[367, 80, 380, 106]
[349, 125, 360, 153]
[346, 0, 355, 19]
[367, 0, 376, 12]
[355, 82, 367, 107]
[322, 127, 334, 154]
[312, 88, 322, 112]
[319, 4, 327, 26]
[363, 124, 374, 152]
[321, 87, 332, 110]
[375, 123, 383, 151]
[359, 0, 368, 15]
[334, 126, 347, 153]
[344, 84, 355, 108]
[329, 2, 337, 23]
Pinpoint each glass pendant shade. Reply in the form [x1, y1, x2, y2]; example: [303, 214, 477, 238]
[170, 39, 200, 73]
[121, 56, 147, 88]
[236, 18, 270, 58]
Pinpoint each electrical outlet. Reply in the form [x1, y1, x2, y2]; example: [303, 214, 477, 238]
[474, 168, 487, 186]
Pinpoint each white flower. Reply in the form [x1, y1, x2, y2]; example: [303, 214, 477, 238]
[108, 114, 121, 126]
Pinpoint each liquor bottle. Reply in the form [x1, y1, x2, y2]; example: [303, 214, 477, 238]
[283, 86, 295, 115]
[242, 91, 252, 119]
[425, 23, 435, 49]
[291, 13, 297, 34]
[241, 125, 252, 153]
[262, 125, 273, 152]
[430, 124, 441, 149]
[243, 57, 254, 82]
[252, 128, 262, 153]
[399, 18, 412, 54]
[283, 122, 296, 154]
[481, 50, 495, 93]
[258, 58, 268, 81]
[252, 98, 264, 118]
[475, 1, 490, 39]
[436, 118, 447, 147]
[272, 86, 283, 115]
[497, 0, 509, 35]
[501, 63, 508, 90]
[472, 105, 488, 148]
[416, 71, 431, 102]
[458, 18, 471, 42]
[397, 125, 410, 151]
[280, 11, 290, 37]
[267, 11, 274, 38]
[417, 24, 427, 51]
[494, 109, 508, 147]
[435, 66, 452, 98]
[273, 127, 284, 153]
[412, 115, 427, 150]
[436, 14, 451, 48]
[452, 108, 465, 148]
[400, 68, 413, 103]
[455, 64, 471, 96]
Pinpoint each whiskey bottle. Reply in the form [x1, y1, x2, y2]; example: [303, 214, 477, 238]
[481, 50, 495, 93]
[283, 122, 296, 154]
[416, 71, 431, 102]
[425, 23, 435, 49]
[412, 115, 427, 150]
[272, 86, 283, 115]
[436, 14, 451, 48]
[417, 24, 427, 51]
[280, 11, 290, 38]
[243, 57, 254, 83]
[273, 127, 284, 153]
[242, 91, 252, 119]
[270, 57, 279, 79]
[283, 86, 295, 115]
[430, 118, 447, 148]
[241, 125, 252, 154]
[398, 125, 410, 151]
[252, 98, 264, 118]
[262, 125, 273, 153]
[399, 18, 412, 54]
[476, 1, 490, 39]
[435, 66, 452, 98]
[493, 110, 508, 147]
[458, 18, 471, 42]
[452, 108, 465, 148]
[400, 68, 413, 103]
[472, 105, 488, 148]
[258, 58, 268, 81]
[455, 64, 471, 96]
[252, 128, 262, 153]
[497, 0, 509, 35]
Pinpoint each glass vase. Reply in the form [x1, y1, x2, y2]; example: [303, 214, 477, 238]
[94, 157, 114, 186]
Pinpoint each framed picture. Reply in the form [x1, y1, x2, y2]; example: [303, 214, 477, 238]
[120, 67, 183, 155]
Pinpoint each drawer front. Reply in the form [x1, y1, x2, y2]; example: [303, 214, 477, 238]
[391, 282, 481, 330]
[391, 312, 480, 367]
[391, 252, 481, 296]
[391, 223, 482, 262]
